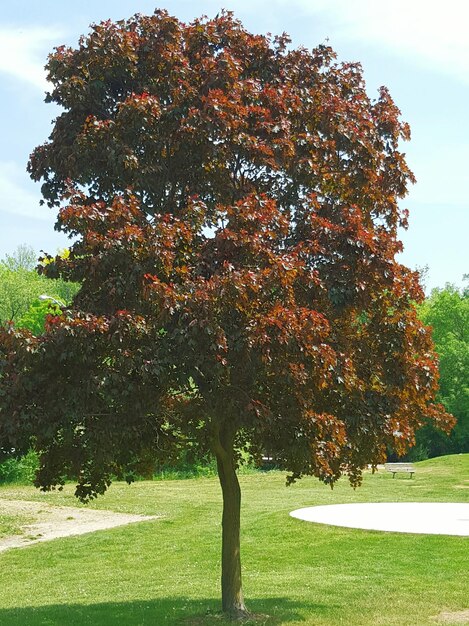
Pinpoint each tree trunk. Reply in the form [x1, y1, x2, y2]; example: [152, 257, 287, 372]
[215, 443, 249, 618]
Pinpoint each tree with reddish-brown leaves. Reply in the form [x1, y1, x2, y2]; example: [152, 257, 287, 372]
[0, 11, 453, 618]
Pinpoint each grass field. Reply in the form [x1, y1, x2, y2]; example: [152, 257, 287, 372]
[0, 454, 468, 625]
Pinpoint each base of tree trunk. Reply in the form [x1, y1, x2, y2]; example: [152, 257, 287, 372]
[225, 606, 251, 621]
[220, 610, 278, 624]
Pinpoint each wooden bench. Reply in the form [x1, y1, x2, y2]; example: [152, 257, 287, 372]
[260, 455, 278, 469]
[385, 463, 415, 479]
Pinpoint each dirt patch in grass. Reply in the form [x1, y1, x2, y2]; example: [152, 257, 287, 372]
[434, 610, 469, 624]
[0, 498, 157, 552]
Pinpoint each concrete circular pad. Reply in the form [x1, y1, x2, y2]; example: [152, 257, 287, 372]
[290, 502, 469, 536]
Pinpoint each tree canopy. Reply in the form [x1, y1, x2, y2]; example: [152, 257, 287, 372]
[0, 10, 453, 617]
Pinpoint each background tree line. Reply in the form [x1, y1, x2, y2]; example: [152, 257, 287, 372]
[408, 280, 468, 459]
[0, 244, 79, 333]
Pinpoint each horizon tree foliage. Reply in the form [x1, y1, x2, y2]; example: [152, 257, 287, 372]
[2, 244, 38, 272]
[412, 283, 468, 457]
[16, 299, 62, 336]
[0, 11, 453, 618]
[0, 245, 78, 324]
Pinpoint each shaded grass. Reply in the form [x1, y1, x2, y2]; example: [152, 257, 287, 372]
[0, 454, 468, 625]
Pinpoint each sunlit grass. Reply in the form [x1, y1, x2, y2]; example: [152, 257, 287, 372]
[0, 454, 468, 625]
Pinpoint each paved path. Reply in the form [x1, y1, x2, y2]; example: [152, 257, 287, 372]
[290, 502, 469, 536]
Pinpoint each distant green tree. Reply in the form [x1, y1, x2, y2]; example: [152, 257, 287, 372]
[0, 247, 73, 485]
[0, 245, 79, 324]
[414, 282, 469, 457]
[16, 299, 61, 335]
[2, 244, 37, 272]
[0, 267, 39, 322]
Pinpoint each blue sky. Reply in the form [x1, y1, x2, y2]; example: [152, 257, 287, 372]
[1, 0, 468, 292]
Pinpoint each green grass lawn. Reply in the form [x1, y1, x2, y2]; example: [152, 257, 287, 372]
[0, 454, 468, 625]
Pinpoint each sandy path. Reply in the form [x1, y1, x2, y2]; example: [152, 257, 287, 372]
[0, 498, 158, 553]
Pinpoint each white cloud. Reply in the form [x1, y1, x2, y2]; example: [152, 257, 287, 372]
[282, 0, 469, 84]
[3, 3, 468, 89]
[0, 26, 62, 91]
[0, 161, 52, 222]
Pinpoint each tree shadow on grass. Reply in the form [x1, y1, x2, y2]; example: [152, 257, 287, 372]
[0, 597, 331, 625]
